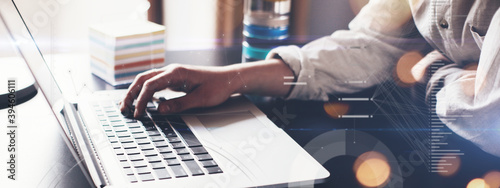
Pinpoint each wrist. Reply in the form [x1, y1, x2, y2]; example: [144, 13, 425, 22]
[223, 58, 293, 97]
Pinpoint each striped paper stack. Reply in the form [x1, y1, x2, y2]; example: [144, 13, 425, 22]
[89, 20, 165, 86]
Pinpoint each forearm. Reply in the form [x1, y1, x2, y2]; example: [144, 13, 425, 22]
[222, 59, 294, 97]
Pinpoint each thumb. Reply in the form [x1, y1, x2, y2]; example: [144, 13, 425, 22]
[157, 91, 203, 114]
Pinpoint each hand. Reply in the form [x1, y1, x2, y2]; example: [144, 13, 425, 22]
[120, 59, 294, 118]
[120, 63, 238, 118]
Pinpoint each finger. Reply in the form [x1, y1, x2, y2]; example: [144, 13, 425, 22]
[120, 69, 163, 114]
[134, 72, 179, 118]
[157, 89, 205, 114]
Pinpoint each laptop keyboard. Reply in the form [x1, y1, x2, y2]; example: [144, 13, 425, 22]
[93, 101, 223, 183]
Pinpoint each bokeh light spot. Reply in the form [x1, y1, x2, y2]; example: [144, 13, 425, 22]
[354, 151, 391, 187]
[395, 51, 423, 87]
[437, 154, 461, 177]
[483, 171, 500, 188]
[467, 178, 490, 188]
[323, 102, 350, 119]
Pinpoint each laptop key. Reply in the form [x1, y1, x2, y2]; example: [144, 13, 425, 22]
[138, 173, 155, 182]
[131, 129, 145, 134]
[125, 148, 141, 155]
[117, 154, 127, 162]
[179, 133, 202, 147]
[111, 142, 121, 149]
[135, 167, 152, 175]
[161, 153, 177, 159]
[171, 142, 185, 149]
[155, 121, 169, 128]
[158, 147, 173, 153]
[184, 160, 204, 176]
[150, 136, 164, 142]
[133, 133, 148, 139]
[119, 136, 134, 143]
[113, 127, 128, 132]
[170, 165, 188, 178]
[195, 154, 213, 161]
[105, 132, 115, 137]
[127, 122, 141, 129]
[142, 149, 157, 156]
[157, 126, 177, 137]
[153, 141, 169, 147]
[150, 161, 166, 169]
[147, 156, 163, 163]
[108, 116, 120, 120]
[165, 159, 180, 166]
[124, 167, 134, 175]
[120, 161, 131, 168]
[179, 154, 194, 161]
[139, 144, 155, 151]
[136, 138, 151, 145]
[206, 166, 223, 174]
[190, 147, 208, 155]
[122, 143, 138, 149]
[107, 113, 120, 118]
[112, 122, 125, 127]
[165, 131, 177, 138]
[109, 137, 119, 143]
[127, 175, 138, 183]
[175, 148, 190, 155]
[154, 168, 172, 180]
[114, 148, 125, 155]
[124, 118, 137, 123]
[142, 121, 156, 129]
[128, 155, 144, 161]
[103, 126, 113, 131]
[147, 130, 161, 136]
[200, 160, 218, 168]
[116, 132, 132, 138]
[167, 137, 181, 143]
[132, 160, 148, 168]
[151, 115, 167, 122]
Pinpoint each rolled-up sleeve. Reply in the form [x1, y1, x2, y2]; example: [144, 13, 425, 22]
[267, 0, 430, 101]
[433, 9, 500, 157]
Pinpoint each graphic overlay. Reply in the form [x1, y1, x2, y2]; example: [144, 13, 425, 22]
[427, 55, 464, 175]
[283, 76, 307, 86]
[6, 78, 17, 180]
[295, 129, 404, 188]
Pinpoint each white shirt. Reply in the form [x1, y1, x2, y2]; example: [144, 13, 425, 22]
[267, 0, 500, 156]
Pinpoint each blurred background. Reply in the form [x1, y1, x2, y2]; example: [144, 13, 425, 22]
[0, 0, 362, 56]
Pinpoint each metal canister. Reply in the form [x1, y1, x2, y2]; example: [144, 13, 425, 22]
[242, 0, 291, 62]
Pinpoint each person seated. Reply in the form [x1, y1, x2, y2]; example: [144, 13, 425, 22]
[121, 0, 500, 157]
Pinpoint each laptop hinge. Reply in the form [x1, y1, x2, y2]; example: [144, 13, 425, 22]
[63, 102, 109, 187]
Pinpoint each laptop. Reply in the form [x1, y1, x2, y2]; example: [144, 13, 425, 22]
[0, 1, 329, 187]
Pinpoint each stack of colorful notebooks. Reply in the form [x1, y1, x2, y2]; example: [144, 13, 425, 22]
[89, 20, 165, 86]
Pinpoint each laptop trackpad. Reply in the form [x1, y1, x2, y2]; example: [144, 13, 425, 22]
[196, 111, 270, 146]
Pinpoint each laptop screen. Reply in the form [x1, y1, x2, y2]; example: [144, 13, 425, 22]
[0, 0, 64, 110]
